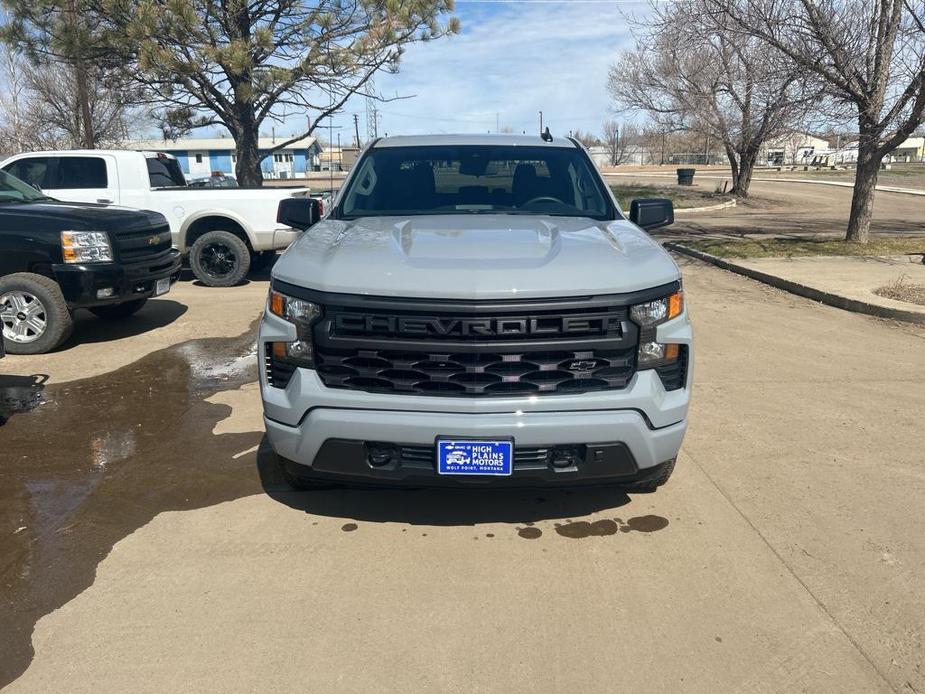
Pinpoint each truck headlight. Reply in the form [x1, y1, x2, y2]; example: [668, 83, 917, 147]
[267, 289, 322, 367]
[61, 231, 113, 263]
[630, 289, 683, 327]
[631, 289, 684, 369]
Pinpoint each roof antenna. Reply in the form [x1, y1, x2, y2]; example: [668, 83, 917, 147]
[541, 127, 553, 143]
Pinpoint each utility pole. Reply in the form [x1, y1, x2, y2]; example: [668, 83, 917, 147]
[366, 77, 379, 141]
[353, 114, 362, 148]
[496, 113, 500, 134]
[539, 111, 544, 135]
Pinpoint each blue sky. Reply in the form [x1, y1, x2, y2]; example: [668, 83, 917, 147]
[311, 0, 651, 144]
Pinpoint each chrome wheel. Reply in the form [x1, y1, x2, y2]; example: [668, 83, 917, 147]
[0, 291, 48, 344]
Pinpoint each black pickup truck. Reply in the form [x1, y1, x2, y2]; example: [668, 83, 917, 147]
[0, 169, 181, 354]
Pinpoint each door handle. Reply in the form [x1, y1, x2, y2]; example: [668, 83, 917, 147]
[97, 198, 113, 204]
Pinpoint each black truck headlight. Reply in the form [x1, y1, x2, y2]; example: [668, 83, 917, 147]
[61, 231, 113, 263]
[631, 289, 684, 369]
[267, 289, 322, 367]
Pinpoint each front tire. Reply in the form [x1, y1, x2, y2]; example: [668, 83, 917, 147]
[89, 298, 148, 320]
[276, 454, 337, 491]
[189, 230, 251, 287]
[622, 457, 676, 493]
[0, 273, 73, 355]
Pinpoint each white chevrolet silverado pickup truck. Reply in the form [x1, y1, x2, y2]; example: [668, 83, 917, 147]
[0, 150, 310, 286]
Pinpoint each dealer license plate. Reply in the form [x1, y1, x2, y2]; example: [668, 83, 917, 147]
[437, 439, 513, 476]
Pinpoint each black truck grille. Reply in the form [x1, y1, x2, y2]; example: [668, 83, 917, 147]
[303, 290, 645, 398]
[115, 224, 173, 263]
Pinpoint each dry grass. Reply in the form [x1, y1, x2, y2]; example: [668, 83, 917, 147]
[683, 236, 925, 259]
[875, 275, 925, 306]
[610, 183, 726, 209]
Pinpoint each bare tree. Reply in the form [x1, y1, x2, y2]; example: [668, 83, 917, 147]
[609, 0, 815, 197]
[602, 120, 638, 165]
[0, 50, 140, 153]
[571, 129, 601, 148]
[710, 0, 925, 242]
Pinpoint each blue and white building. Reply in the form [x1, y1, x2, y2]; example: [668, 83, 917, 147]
[126, 135, 323, 180]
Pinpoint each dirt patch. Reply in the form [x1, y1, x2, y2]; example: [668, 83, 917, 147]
[875, 275, 925, 306]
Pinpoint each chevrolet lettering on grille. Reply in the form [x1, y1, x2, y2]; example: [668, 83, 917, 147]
[333, 313, 623, 338]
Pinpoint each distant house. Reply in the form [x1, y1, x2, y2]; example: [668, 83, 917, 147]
[762, 131, 831, 166]
[124, 136, 323, 180]
[825, 136, 924, 165]
[587, 145, 647, 168]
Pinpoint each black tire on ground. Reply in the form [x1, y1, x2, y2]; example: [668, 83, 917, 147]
[623, 457, 676, 493]
[89, 298, 148, 320]
[0, 272, 73, 355]
[250, 251, 278, 271]
[276, 453, 338, 491]
[189, 230, 251, 287]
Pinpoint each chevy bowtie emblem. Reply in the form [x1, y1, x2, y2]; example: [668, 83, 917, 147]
[568, 360, 600, 371]
[148, 234, 161, 246]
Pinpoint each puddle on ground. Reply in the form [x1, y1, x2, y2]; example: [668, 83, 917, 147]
[0, 320, 263, 689]
[554, 515, 669, 539]
[0, 374, 48, 424]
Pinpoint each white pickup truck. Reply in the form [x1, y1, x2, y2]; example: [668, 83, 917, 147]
[0, 149, 311, 286]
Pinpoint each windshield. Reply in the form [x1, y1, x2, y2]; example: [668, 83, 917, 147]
[338, 145, 614, 220]
[0, 169, 52, 203]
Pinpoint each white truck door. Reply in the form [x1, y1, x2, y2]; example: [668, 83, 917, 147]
[49, 155, 119, 205]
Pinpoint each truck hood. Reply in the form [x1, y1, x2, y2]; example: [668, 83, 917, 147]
[3, 200, 166, 231]
[272, 215, 680, 300]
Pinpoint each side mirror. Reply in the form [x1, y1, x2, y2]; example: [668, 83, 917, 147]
[629, 198, 674, 231]
[277, 197, 322, 230]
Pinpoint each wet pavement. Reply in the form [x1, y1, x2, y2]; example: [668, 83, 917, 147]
[0, 321, 263, 687]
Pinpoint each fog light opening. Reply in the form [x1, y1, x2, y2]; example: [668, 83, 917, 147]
[367, 443, 396, 468]
[551, 447, 581, 469]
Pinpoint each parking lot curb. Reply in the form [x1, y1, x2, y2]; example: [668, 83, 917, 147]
[674, 198, 737, 215]
[665, 242, 925, 324]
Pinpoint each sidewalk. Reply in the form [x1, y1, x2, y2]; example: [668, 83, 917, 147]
[667, 244, 925, 323]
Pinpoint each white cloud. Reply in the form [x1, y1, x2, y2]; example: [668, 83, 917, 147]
[319, 1, 648, 141]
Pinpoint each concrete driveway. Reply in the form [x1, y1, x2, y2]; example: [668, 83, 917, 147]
[1, 261, 923, 693]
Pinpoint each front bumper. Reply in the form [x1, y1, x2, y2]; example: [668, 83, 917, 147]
[53, 249, 182, 309]
[260, 307, 692, 486]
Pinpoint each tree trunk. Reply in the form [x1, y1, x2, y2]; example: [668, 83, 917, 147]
[845, 137, 882, 244]
[724, 142, 741, 195]
[233, 118, 263, 187]
[65, 0, 95, 148]
[74, 62, 94, 148]
[734, 148, 759, 198]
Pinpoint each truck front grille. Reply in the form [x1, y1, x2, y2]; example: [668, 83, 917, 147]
[114, 224, 173, 263]
[306, 291, 645, 398]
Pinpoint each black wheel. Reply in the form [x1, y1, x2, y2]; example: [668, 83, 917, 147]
[276, 453, 337, 490]
[189, 230, 251, 287]
[623, 458, 676, 493]
[0, 273, 73, 355]
[89, 298, 148, 320]
[250, 251, 277, 271]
